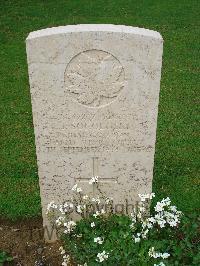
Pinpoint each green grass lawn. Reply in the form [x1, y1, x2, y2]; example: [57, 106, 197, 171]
[0, 0, 199, 220]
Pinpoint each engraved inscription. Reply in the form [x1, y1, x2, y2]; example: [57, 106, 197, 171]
[64, 50, 125, 107]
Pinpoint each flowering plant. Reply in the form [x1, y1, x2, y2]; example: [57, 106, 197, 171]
[47, 177, 199, 265]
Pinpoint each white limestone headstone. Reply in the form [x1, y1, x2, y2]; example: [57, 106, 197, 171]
[26, 24, 163, 241]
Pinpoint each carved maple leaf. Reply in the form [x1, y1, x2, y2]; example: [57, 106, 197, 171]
[65, 50, 125, 107]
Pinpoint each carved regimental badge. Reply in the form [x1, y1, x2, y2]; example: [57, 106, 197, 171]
[64, 50, 125, 107]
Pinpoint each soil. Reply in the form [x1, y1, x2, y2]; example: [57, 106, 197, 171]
[0, 218, 62, 266]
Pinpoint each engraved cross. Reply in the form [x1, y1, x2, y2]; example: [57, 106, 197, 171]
[77, 157, 117, 187]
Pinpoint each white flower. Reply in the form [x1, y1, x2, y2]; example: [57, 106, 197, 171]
[69, 203, 74, 208]
[72, 184, 82, 193]
[148, 247, 155, 257]
[134, 237, 140, 243]
[105, 197, 113, 204]
[141, 229, 149, 238]
[77, 205, 83, 213]
[157, 218, 166, 228]
[154, 263, 165, 266]
[61, 253, 70, 265]
[89, 176, 99, 184]
[56, 216, 65, 226]
[46, 201, 57, 213]
[64, 202, 68, 208]
[139, 206, 146, 212]
[96, 251, 109, 262]
[101, 209, 105, 214]
[77, 187, 82, 193]
[169, 205, 177, 212]
[148, 217, 156, 224]
[150, 193, 156, 199]
[72, 184, 78, 191]
[154, 202, 165, 212]
[92, 197, 101, 204]
[142, 220, 153, 229]
[133, 232, 141, 243]
[59, 206, 65, 214]
[93, 209, 105, 217]
[66, 221, 76, 227]
[149, 247, 170, 260]
[130, 223, 135, 229]
[138, 193, 155, 202]
[130, 212, 137, 223]
[63, 221, 76, 234]
[168, 220, 178, 227]
[162, 197, 171, 206]
[161, 253, 170, 259]
[59, 246, 66, 255]
[147, 222, 153, 229]
[93, 211, 100, 218]
[83, 195, 89, 200]
[94, 237, 104, 244]
[138, 194, 146, 202]
[91, 222, 95, 228]
[155, 197, 172, 213]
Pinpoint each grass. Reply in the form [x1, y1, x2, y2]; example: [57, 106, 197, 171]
[0, 0, 199, 220]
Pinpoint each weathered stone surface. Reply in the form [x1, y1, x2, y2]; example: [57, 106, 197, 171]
[26, 24, 163, 241]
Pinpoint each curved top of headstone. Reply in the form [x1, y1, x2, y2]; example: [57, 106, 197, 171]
[26, 24, 162, 41]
